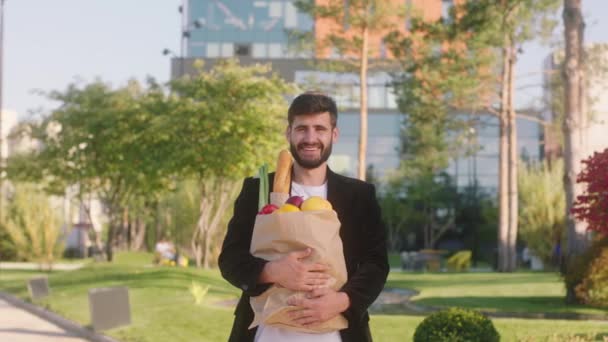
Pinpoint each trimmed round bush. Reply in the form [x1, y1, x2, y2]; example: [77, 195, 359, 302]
[413, 307, 500, 342]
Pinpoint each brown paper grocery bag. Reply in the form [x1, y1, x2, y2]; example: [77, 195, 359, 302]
[249, 196, 348, 333]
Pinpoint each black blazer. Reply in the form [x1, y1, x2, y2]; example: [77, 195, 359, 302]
[218, 168, 389, 342]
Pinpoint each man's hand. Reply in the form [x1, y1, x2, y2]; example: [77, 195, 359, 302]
[259, 248, 330, 291]
[286, 287, 350, 327]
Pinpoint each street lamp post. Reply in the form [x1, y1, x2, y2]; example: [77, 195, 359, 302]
[164, 2, 202, 80]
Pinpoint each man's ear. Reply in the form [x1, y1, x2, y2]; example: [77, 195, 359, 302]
[285, 125, 291, 141]
[332, 126, 339, 143]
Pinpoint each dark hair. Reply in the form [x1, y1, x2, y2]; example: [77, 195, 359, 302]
[287, 92, 338, 127]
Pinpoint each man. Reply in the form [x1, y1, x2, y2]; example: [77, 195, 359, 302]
[219, 92, 389, 342]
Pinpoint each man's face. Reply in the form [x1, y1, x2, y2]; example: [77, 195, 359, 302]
[286, 112, 338, 170]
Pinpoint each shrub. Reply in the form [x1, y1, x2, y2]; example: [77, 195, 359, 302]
[413, 307, 499, 342]
[4, 183, 64, 268]
[518, 159, 565, 264]
[446, 250, 472, 272]
[0, 223, 18, 261]
[564, 235, 608, 305]
[571, 148, 608, 235]
[575, 238, 608, 307]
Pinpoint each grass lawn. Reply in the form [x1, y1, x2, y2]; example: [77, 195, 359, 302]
[387, 272, 607, 316]
[1, 252, 606, 342]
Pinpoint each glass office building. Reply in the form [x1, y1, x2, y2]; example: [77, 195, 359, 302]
[185, 0, 312, 59]
[177, 0, 543, 192]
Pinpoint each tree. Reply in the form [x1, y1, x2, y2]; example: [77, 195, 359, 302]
[562, 0, 589, 264]
[388, 0, 560, 271]
[166, 60, 294, 268]
[6, 80, 170, 261]
[571, 149, 608, 236]
[295, 0, 406, 181]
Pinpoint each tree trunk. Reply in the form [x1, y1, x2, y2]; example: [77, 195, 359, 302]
[357, 24, 369, 181]
[203, 230, 211, 269]
[106, 219, 115, 262]
[497, 40, 510, 272]
[563, 0, 588, 301]
[192, 180, 238, 268]
[507, 41, 518, 272]
[124, 207, 131, 250]
[132, 216, 146, 251]
[82, 200, 105, 258]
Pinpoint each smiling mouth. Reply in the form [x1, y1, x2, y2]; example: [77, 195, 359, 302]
[299, 145, 321, 154]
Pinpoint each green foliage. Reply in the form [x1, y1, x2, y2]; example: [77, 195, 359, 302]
[382, 172, 458, 250]
[446, 250, 472, 272]
[5, 60, 294, 266]
[157, 179, 201, 249]
[4, 184, 64, 267]
[0, 223, 18, 261]
[414, 307, 499, 342]
[168, 59, 293, 181]
[564, 235, 608, 307]
[168, 59, 294, 267]
[576, 245, 608, 308]
[189, 281, 210, 305]
[518, 159, 565, 263]
[455, 185, 498, 266]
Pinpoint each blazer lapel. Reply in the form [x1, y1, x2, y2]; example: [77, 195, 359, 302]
[327, 167, 342, 209]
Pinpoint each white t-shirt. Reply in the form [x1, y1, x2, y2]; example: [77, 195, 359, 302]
[254, 181, 342, 342]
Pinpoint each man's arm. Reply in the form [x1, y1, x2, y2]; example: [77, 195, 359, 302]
[259, 248, 330, 291]
[218, 178, 271, 297]
[219, 178, 332, 296]
[339, 183, 389, 322]
[286, 183, 388, 326]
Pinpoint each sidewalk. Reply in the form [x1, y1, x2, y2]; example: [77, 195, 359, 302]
[0, 262, 85, 271]
[0, 297, 88, 342]
[0, 292, 119, 342]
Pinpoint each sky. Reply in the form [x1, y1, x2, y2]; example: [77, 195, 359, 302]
[3, 0, 608, 121]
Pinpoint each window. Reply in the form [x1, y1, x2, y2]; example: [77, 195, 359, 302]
[285, 2, 298, 28]
[268, 43, 283, 58]
[269, 1, 283, 18]
[235, 44, 251, 57]
[368, 86, 386, 108]
[207, 43, 220, 57]
[252, 43, 267, 58]
[442, 0, 453, 20]
[387, 87, 398, 109]
[221, 43, 234, 57]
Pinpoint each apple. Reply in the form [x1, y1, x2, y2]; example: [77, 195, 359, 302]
[286, 195, 304, 208]
[258, 204, 279, 215]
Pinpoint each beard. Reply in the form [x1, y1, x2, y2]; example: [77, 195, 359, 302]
[290, 140, 333, 170]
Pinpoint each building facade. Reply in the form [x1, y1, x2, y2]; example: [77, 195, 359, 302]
[171, 0, 542, 192]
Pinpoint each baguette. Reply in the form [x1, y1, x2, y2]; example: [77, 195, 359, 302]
[273, 149, 293, 194]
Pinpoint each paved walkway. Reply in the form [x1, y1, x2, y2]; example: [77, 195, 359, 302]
[0, 262, 85, 271]
[0, 298, 89, 342]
